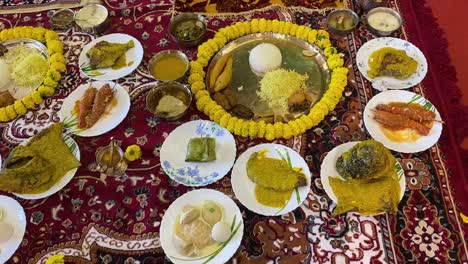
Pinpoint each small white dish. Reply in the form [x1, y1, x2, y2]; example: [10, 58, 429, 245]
[59, 81, 131, 137]
[160, 120, 236, 186]
[356, 37, 428, 91]
[231, 143, 311, 216]
[79, 33, 143, 81]
[13, 135, 80, 200]
[0, 195, 26, 263]
[160, 189, 243, 264]
[320, 141, 406, 216]
[363, 90, 442, 153]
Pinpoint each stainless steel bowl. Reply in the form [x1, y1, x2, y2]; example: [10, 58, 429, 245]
[74, 4, 109, 34]
[147, 50, 189, 82]
[169, 13, 207, 47]
[146, 81, 192, 121]
[366, 7, 402, 36]
[50, 8, 75, 29]
[327, 8, 359, 35]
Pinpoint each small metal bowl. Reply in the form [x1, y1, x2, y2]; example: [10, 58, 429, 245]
[146, 82, 192, 121]
[50, 8, 75, 29]
[148, 50, 189, 82]
[74, 4, 109, 34]
[366, 7, 402, 36]
[169, 13, 207, 47]
[327, 9, 359, 35]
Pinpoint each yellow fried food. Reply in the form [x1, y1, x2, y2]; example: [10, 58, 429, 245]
[254, 186, 292, 208]
[87, 40, 134, 69]
[367, 47, 418, 79]
[209, 55, 230, 91]
[214, 56, 233, 92]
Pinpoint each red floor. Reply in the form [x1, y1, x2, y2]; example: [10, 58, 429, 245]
[426, 0, 468, 148]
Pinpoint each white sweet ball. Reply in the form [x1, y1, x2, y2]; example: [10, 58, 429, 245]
[211, 221, 231, 243]
[249, 43, 282, 77]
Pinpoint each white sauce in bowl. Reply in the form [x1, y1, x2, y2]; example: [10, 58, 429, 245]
[368, 11, 400, 32]
[75, 5, 107, 28]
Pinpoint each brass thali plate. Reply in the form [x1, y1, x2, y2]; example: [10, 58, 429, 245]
[206, 32, 330, 122]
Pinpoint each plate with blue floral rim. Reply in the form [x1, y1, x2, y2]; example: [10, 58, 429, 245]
[0, 195, 26, 263]
[356, 37, 428, 91]
[320, 141, 406, 216]
[363, 90, 443, 153]
[231, 143, 311, 216]
[160, 120, 236, 186]
[160, 189, 244, 264]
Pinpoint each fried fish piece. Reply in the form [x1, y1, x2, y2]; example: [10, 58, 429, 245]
[77, 87, 96, 129]
[86, 40, 135, 69]
[246, 150, 307, 191]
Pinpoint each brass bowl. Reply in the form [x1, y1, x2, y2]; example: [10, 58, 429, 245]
[146, 82, 192, 121]
[74, 4, 109, 34]
[169, 13, 207, 47]
[147, 50, 189, 82]
[327, 8, 359, 35]
[50, 8, 75, 29]
[366, 7, 402, 36]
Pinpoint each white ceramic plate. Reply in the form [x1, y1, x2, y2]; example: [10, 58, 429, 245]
[231, 143, 311, 216]
[320, 141, 406, 216]
[363, 90, 442, 153]
[13, 135, 80, 200]
[160, 189, 244, 264]
[356, 37, 428, 90]
[0, 195, 26, 263]
[79, 33, 143, 81]
[59, 81, 130, 137]
[160, 120, 236, 186]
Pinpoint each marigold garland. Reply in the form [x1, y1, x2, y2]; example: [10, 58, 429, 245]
[0, 26, 66, 122]
[189, 19, 349, 140]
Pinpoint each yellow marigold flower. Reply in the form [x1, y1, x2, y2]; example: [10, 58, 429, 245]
[283, 123, 293, 139]
[125, 144, 142, 161]
[22, 96, 35, 109]
[197, 56, 209, 67]
[257, 120, 266, 138]
[195, 95, 211, 111]
[308, 106, 326, 124]
[22, 26, 33, 39]
[271, 19, 280, 33]
[217, 28, 229, 39]
[213, 36, 227, 48]
[241, 121, 250, 137]
[45, 254, 64, 264]
[227, 116, 238, 132]
[242, 21, 251, 35]
[31, 91, 43, 104]
[333, 66, 349, 76]
[45, 30, 60, 41]
[234, 118, 245, 135]
[191, 81, 206, 94]
[16, 27, 26, 38]
[188, 73, 204, 85]
[195, 90, 210, 100]
[190, 61, 204, 73]
[203, 101, 218, 115]
[251, 19, 259, 33]
[317, 29, 330, 39]
[289, 24, 298, 36]
[273, 122, 283, 139]
[43, 77, 58, 88]
[206, 39, 220, 52]
[220, 113, 231, 128]
[313, 101, 329, 114]
[265, 123, 275, 140]
[5, 105, 17, 120]
[32, 27, 46, 42]
[47, 69, 62, 82]
[13, 101, 27, 115]
[234, 22, 246, 36]
[39, 85, 55, 97]
[248, 121, 258, 138]
[50, 53, 66, 64]
[0, 29, 8, 41]
[295, 25, 305, 39]
[47, 40, 63, 55]
[322, 96, 338, 111]
[12, 28, 21, 39]
[327, 54, 344, 69]
[265, 19, 273, 32]
[290, 120, 302, 136]
[225, 26, 236, 40]
[308, 29, 318, 44]
[282, 22, 292, 35]
[301, 27, 311, 41]
[300, 115, 314, 128]
[0, 107, 8, 122]
[324, 47, 337, 57]
[212, 108, 226, 123]
[316, 38, 331, 49]
[295, 118, 307, 133]
[5, 29, 15, 40]
[51, 62, 66, 73]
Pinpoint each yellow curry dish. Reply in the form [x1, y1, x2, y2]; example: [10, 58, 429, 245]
[0, 122, 80, 194]
[330, 140, 401, 216]
[246, 150, 307, 208]
[367, 47, 418, 80]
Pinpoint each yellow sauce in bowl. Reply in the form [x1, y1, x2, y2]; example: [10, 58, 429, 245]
[150, 55, 187, 81]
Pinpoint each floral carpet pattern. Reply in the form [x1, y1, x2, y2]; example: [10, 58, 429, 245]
[0, 0, 467, 263]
